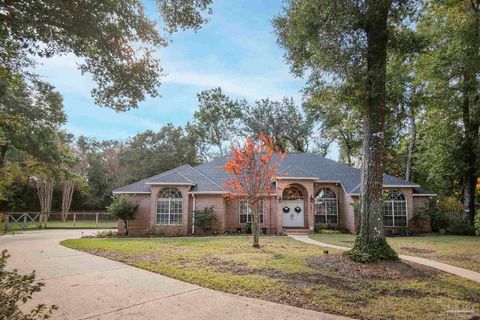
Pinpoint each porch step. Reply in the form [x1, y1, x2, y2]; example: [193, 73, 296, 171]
[284, 228, 310, 235]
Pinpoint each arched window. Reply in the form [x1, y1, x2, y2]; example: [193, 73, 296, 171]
[315, 188, 338, 224]
[282, 185, 304, 200]
[156, 188, 183, 225]
[383, 190, 407, 227]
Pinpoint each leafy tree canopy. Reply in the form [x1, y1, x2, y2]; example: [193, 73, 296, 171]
[0, 0, 213, 111]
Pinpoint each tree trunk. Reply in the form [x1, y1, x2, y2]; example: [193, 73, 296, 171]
[349, 0, 397, 262]
[61, 180, 75, 222]
[0, 144, 7, 168]
[124, 219, 129, 236]
[405, 101, 416, 182]
[35, 177, 54, 229]
[250, 198, 260, 248]
[461, 72, 478, 224]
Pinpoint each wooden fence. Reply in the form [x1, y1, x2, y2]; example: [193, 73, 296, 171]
[2, 211, 117, 231]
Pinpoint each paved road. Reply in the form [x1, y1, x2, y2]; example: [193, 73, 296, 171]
[290, 234, 480, 283]
[1, 230, 349, 320]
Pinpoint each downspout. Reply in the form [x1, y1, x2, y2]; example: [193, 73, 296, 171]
[192, 194, 196, 235]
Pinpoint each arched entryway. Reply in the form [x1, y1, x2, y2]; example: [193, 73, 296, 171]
[281, 185, 305, 227]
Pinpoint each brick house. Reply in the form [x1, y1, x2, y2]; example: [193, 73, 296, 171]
[112, 153, 435, 235]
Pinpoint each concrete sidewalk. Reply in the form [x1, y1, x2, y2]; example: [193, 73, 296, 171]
[1, 230, 349, 320]
[289, 234, 480, 283]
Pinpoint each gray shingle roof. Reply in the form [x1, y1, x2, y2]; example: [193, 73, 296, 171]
[113, 152, 421, 194]
[412, 187, 436, 195]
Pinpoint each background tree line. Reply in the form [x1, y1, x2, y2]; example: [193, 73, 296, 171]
[0, 0, 478, 228]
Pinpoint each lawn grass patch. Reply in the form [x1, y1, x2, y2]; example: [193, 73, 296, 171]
[61, 236, 480, 319]
[310, 233, 480, 273]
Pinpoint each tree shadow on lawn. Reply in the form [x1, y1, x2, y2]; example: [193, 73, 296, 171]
[73, 243, 480, 320]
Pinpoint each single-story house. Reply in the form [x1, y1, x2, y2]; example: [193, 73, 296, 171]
[112, 152, 436, 235]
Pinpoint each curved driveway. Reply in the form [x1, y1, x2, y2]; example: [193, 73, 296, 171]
[1, 230, 349, 320]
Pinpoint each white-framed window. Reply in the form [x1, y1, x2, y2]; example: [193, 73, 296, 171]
[383, 190, 407, 227]
[314, 188, 338, 224]
[239, 200, 264, 224]
[156, 187, 183, 225]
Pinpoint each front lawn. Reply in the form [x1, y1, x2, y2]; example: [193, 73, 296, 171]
[62, 236, 480, 320]
[310, 233, 480, 273]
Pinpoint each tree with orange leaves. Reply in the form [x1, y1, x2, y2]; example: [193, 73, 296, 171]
[221, 134, 286, 248]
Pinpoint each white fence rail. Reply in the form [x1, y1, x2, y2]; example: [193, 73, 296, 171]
[2, 211, 116, 230]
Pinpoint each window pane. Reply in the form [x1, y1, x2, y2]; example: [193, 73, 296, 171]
[239, 200, 263, 224]
[314, 189, 338, 225]
[156, 188, 183, 225]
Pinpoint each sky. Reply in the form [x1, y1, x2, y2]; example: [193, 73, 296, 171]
[33, 0, 337, 159]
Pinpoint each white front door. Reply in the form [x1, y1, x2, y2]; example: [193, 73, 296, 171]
[282, 200, 305, 227]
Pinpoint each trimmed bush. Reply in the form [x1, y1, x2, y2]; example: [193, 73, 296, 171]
[193, 206, 217, 234]
[447, 215, 475, 235]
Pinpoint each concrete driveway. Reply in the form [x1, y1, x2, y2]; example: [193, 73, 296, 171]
[1, 230, 349, 320]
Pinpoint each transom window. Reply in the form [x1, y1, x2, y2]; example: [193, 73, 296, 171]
[239, 200, 264, 224]
[282, 185, 304, 200]
[156, 187, 183, 225]
[315, 188, 338, 224]
[383, 190, 407, 227]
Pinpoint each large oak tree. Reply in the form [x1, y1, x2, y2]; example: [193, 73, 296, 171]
[275, 0, 419, 261]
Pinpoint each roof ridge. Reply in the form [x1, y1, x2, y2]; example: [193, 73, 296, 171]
[154, 170, 195, 183]
[189, 166, 225, 189]
[279, 164, 317, 177]
[144, 164, 192, 182]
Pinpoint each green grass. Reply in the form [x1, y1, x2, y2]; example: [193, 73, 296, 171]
[310, 233, 480, 273]
[4, 219, 117, 230]
[62, 236, 480, 320]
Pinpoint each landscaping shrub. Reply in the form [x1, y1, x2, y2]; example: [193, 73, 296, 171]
[193, 206, 217, 234]
[447, 215, 475, 235]
[95, 230, 118, 238]
[0, 250, 57, 319]
[314, 223, 328, 233]
[244, 222, 252, 234]
[106, 196, 138, 236]
[318, 229, 342, 234]
[419, 199, 452, 232]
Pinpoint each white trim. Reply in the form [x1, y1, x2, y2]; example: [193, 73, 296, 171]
[192, 194, 196, 234]
[112, 191, 150, 194]
[413, 194, 437, 197]
[314, 180, 341, 184]
[155, 188, 183, 226]
[146, 182, 195, 186]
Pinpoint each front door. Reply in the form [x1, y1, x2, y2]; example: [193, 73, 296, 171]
[282, 200, 304, 227]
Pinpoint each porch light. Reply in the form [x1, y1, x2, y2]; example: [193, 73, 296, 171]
[277, 195, 282, 203]
[310, 195, 314, 203]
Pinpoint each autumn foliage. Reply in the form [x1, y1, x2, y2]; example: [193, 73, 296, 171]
[221, 134, 286, 247]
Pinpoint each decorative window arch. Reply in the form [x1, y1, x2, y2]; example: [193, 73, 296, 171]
[314, 188, 338, 224]
[383, 190, 407, 227]
[282, 185, 304, 200]
[156, 187, 183, 225]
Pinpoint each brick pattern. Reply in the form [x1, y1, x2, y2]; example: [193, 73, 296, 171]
[118, 184, 432, 236]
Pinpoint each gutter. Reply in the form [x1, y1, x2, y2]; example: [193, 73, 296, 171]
[192, 194, 196, 235]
